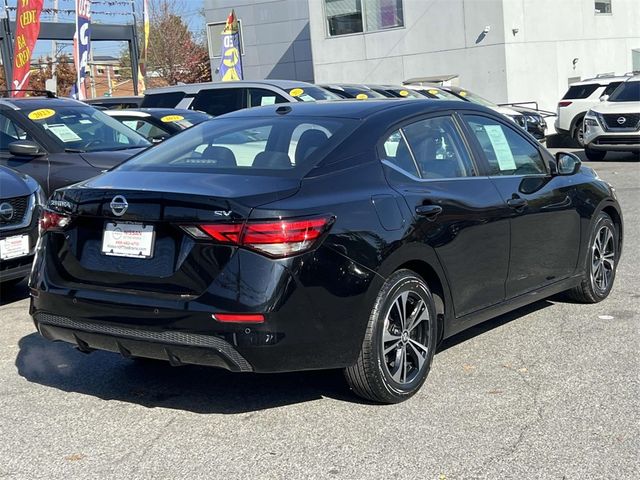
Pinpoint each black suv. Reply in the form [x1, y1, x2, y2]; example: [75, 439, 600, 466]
[0, 94, 150, 196]
[0, 166, 43, 285]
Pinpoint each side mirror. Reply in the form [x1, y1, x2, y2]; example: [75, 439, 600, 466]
[599, 94, 609, 102]
[9, 140, 45, 157]
[555, 152, 581, 176]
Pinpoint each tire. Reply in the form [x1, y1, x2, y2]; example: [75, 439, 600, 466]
[568, 212, 619, 303]
[573, 118, 585, 147]
[344, 269, 437, 404]
[585, 147, 607, 161]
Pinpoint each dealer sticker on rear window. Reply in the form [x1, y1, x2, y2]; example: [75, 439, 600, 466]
[28, 109, 55, 121]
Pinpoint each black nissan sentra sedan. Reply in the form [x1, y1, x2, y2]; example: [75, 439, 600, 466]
[30, 99, 623, 403]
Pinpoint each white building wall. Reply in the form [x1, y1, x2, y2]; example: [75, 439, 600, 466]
[309, 0, 509, 100]
[309, 0, 640, 110]
[502, 0, 640, 111]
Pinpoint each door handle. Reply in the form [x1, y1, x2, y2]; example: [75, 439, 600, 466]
[507, 197, 528, 209]
[415, 205, 443, 219]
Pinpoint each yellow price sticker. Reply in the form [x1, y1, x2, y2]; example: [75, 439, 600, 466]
[160, 114, 185, 123]
[399, 90, 410, 97]
[355, 93, 369, 100]
[289, 88, 304, 97]
[28, 108, 55, 121]
[428, 89, 440, 95]
[459, 91, 468, 97]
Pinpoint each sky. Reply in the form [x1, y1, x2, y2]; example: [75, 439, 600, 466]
[3, 0, 205, 62]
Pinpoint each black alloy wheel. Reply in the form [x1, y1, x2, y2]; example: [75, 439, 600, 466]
[345, 270, 437, 403]
[569, 212, 618, 303]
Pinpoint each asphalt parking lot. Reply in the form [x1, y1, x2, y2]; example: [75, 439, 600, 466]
[0, 150, 638, 480]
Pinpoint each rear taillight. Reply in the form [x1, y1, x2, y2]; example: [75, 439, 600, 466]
[188, 216, 334, 258]
[40, 210, 71, 231]
[558, 101, 572, 107]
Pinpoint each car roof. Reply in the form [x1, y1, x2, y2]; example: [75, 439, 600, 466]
[85, 96, 142, 103]
[570, 75, 632, 86]
[217, 98, 488, 121]
[145, 80, 321, 95]
[105, 108, 205, 117]
[0, 96, 87, 111]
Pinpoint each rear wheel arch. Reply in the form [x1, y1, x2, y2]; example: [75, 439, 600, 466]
[601, 204, 623, 253]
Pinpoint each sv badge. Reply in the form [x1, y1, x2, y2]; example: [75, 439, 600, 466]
[214, 210, 232, 217]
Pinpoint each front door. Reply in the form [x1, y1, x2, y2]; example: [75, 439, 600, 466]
[461, 114, 581, 298]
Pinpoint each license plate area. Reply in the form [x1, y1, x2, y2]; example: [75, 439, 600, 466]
[101, 222, 155, 259]
[0, 234, 30, 260]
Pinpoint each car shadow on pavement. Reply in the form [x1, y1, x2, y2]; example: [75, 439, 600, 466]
[15, 332, 361, 413]
[16, 299, 557, 413]
[438, 299, 554, 352]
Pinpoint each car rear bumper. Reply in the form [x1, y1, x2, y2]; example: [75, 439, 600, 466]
[35, 312, 254, 371]
[29, 245, 382, 373]
[0, 256, 34, 282]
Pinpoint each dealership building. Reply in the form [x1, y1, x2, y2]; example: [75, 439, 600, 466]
[204, 0, 640, 111]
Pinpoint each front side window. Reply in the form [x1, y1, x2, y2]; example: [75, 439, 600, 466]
[141, 92, 186, 108]
[247, 88, 288, 107]
[608, 81, 640, 102]
[117, 117, 357, 177]
[19, 106, 149, 152]
[464, 115, 546, 176]
[602, 81, 622, 96]
[0, 112, 32, 149]
[191, 89, 244, 116]
[326, 0, 404, 36]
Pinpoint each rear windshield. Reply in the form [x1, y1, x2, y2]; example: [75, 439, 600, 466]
[141, 92, 186, 108]
[608, 81, 640, 102]
[117, 116, 357, 177]
[562, 84, 599, 99]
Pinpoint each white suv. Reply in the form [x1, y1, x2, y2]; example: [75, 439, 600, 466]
[583, 76, 640, 161]
[555, 75, 628, 146]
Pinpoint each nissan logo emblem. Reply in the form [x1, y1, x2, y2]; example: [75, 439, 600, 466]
[617, 116, 627, 125]
[0, 202, 14, 221]
[110, 195, 128, 217]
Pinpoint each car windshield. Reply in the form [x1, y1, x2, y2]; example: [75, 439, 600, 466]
[608, 81, 640, 102]
[287, 86, 341, 102]
[341, 87, 386, 99]
[20, 105, 150, 152]
[454, 89, 497, 107]
[117, 116, 358, 178]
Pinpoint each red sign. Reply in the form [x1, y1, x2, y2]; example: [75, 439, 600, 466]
[11, 0, 44, 97]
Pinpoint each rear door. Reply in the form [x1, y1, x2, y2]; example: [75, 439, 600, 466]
[461, 113, 581, 298]
[380, 113, 510, 318]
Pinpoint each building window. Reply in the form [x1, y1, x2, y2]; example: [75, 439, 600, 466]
[326, 0, 403, 37]
[594, 0, 612, 14]
[207, 20, 244, 59]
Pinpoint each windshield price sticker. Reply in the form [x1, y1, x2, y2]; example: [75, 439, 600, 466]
[289, 88, 304, 97]
[47, 124, 83, 143]
[28, 109, 56, 121]
[484, 125, 517, 171]
[356, 93, 369, 99]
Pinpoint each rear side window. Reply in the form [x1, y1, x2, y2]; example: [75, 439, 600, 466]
[562, 84, 599, 99]
[190, 89, 244, 116]
[141, 92, 186, 108]
[247, 88, 288, 107]
[117, 117, 357, 177]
